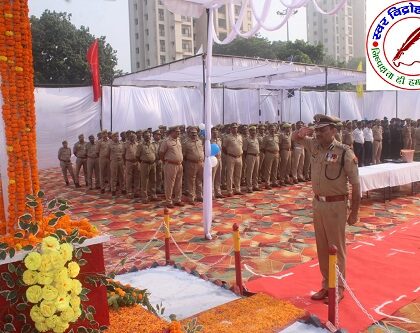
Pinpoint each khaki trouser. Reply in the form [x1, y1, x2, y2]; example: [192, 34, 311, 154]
[99, 158, 110, 190]
[60, 161, 75, 184]
[372, 140, 382, 164]
[245, 154, 259, 190]
[140, 162, 157, 200]
[403, 137, 412, 150]
[212, 158, 222, 196]
[155, 160, 163, 193]
[125, 161, 139, 195]
[313, 198, 347, 289]
[259, 152, 265, 181]
[221, 152, 228, 188]
[75, 157, 87, 185]
[226, 155, 242, 194]
[87, 157, 100, 189]
[164, 162, 183, 204]
[279, 150, 291, 181]
[185, 161, 203, 202]
[263, 152, 279, 186]
[110, 159, 125, 192]
[303, 148, 311, 179]
[291, 147, 304, 180]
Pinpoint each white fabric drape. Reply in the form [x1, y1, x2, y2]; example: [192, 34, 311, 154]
[0, 89, 8, 221]
[35, 87, 101, 170]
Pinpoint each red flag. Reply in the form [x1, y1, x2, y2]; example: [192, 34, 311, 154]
[87, 39, 101, 102]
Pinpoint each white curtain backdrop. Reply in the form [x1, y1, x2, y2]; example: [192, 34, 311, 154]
[0, 89, 9, 220]
[33, 86, 420, 169]
[35, 87, 101, 169]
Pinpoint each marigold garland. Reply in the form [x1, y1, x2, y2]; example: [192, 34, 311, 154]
[0, 0, 41, 235]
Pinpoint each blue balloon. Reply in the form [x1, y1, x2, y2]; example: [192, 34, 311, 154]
[199, 129, 205, 137]
[210, 143, 221, 156]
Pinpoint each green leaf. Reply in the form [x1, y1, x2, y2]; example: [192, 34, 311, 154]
[25, 194, 36, 201]
[7, 263, 15, 274]
[86, 313, 94, 321]
[16, 303, 27, 311]
[80, 294, 89, 302]
[18, 220, 29, 231]
[19, 213, 32, 221]
[59, 204, 68, 211]
[81, 247, 91, 254]
[22, 324, 32, 333]
[78, 237, 87, 244]
[77, 328, 88, 333]
[99, 326, 108, 332]
[14, 232, 24, 238]
[2, 273, 15, 289]
[55, 211, 65, 218]
[4, 322, 16, 332]
[78, 259, 87, 266]
[47, 199, 57, 209]
[48, 218, 58, 226]
[22, 245, 33, 251]
[4, 314, 13, 323]
[29, 224, 39, 235]
[0, 290, 10, 299]
[7, 290, 17, 301]
[16, 313, 26, 323]
[37, 190, 45, 198]
[57, 198, 67, 205]
[8, 248, 15, 259]
[26, 201, 38, 208]
[55, 229, 67, 238]
[87, 305, 96, 314]
[0, 243, 7, 250]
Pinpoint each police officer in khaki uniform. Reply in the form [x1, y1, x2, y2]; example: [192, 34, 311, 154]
[402, 119, 413, 149]
[97, 130, 111, 193]
[110, 132, 126, 196]
[159, 126, 184, 208]
[152, 130, 164, 194]
[58, 141, 76, 186]
[243, 126, 260, 193]
[342, 122, 354, 149]
[138, 131, 158, 203]
[279, 123, 293, 186]
[372, 119, 383, 164]
[73, 134, 88, 187]
[291, 121, 305, 183]
[294, 114, 360, 303]
[334, 122, 343, 142]
[222, 123, 243, 196]
[123, 133, 139, 198]
[262, 124, 280, 189]
[257, 124, 266, 182]
[183, 127, 204, 204]
[211, 127, 224, 198]
[86, 135, 100, 190]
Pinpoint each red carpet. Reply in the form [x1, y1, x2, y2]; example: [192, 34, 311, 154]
[246, 218, 420, 332]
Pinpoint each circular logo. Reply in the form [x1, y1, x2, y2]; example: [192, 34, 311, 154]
[367, 1, 420, 90]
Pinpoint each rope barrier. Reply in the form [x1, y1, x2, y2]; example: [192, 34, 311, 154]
[244, 264, 294, 280]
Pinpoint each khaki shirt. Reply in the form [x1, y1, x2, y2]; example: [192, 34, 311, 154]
[279, 133, 292, 150]
[58, 147, 72, 163]
[223, 134, 243, 157]
[123, 142, 138, 161]
[372, 125, 383, 141]
[73, 142, 87, 158]
[301, 138, 359, 196]
[97, 139, 111, 159]
[402, 126, 412, 139]
[86, 142, 99, 158]
[262, 134, 279, 153]
[335, 132, 343, 143]
[342, 129, 354, 146]
[414, 128, 420, 150]
[243, 137, 260, 155]
[110, 142, 124, 161]
[159, 137, 183, 163]
[183, 138, 204, 162]
[292, 131, 304, 148]
[137, 141, 157, 163]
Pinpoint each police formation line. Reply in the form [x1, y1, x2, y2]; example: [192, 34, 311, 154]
[57, 117, 420, 208]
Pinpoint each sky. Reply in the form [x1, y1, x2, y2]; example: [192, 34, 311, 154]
[28, 0, 307, 73]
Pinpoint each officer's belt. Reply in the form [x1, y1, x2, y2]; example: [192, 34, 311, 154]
[227, 153, 242, 158]
[165, 160, 182, 165]
[185, 158, 204, 163]
[265, 150, 279, 154]
[315, 194, 347, 202]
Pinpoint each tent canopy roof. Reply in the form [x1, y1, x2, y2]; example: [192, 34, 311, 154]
[113, 54, 365, 89]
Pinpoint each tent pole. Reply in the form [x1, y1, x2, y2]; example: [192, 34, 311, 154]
[280, 89, 283, 123]
[100, 86, 103, 131]
[324, 66, 328, 115]
[202, 54, 206, 123]
[258, 88, 261, 123]
[222, 85, 225, 124]
[299, 88, 302, 121]
[203, 8, 214, 239]
[338, 91, 341, 119]
[110, 80, 113, 131]
[395, 91, 398, 118]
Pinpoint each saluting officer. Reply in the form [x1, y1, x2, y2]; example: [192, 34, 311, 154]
[293, 114, 360, 303]
[138, 131, 158, 203]
[243, 126, 260, 193]
[73, 134, 88, 187]
[86, 135, 100, 190]
[222, 123, 243, 196]
[58, 141, 76, 186]
[159, 126, 184, 208]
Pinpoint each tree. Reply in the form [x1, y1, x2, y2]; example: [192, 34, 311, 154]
[31, 10, 120, 85]
[213, 36, 276, 59]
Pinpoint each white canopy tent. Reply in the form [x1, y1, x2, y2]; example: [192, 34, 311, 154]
[115, 0, 361, 239]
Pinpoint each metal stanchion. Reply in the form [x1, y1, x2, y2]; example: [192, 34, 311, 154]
[164, 208, 171, 264]
[328, 245, 338, 326]
[233, 223, 243, 295]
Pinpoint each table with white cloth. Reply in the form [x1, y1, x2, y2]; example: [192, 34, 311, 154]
[358, 162, 420, 199]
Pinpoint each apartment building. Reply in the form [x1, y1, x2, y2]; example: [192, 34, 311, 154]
[129, 1, 253, 71]
[306, 0, 366, 62]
